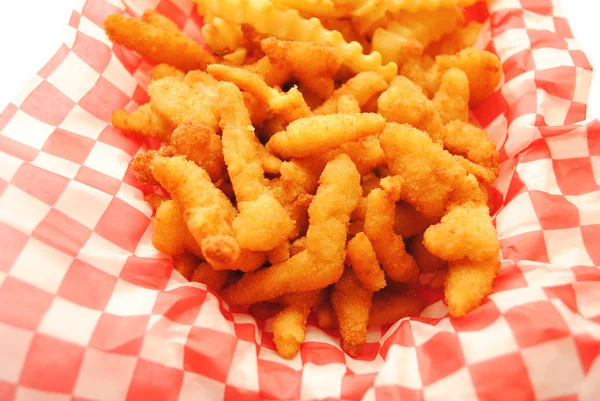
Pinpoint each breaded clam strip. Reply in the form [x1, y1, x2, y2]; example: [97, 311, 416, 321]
[223, 154, 361, 305]
[218, 82, 294, 251]
[272, 290, 320, 359]
[314, 72, 389, 115]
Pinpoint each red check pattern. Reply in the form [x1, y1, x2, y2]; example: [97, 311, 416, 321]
[0, 0, 599, 400]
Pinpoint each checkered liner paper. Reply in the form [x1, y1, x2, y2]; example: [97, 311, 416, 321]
[0, 0, 599, 400]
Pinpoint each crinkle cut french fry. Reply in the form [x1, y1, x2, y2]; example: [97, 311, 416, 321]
[426, 21, 482, 57]
[103, 12, 215, 72]
[432, 68, 469, 124]
[364, 188, 419, 282]
[112, 104, 175, 141]
[332, 269, 372, 356]
[172, 252, 199, 281]
[445, 257, 500, 317]
[368, 290, 423, 326]
[151, 155, 241, 267]
[272, 290, 320, 359]
[379, 123, 473, 219]
[266, 113, 386, 159]
[346, 233, 386, 291]
[222, 154, 361, 305]
[314, 72, 388, 115]
[191, 262, 232, 292]
[423, 201, 500, 262]
[218, 82, 294, 251]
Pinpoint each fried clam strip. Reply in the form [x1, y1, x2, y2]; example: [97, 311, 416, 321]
[379, 123, 480, 219]
[314, 72, 388, 115]
[147, 77, 219, 131]
[153, 200, 203, 257]
[104, 10, 215, 72]
[207, 64, 311, 123]
[423, 202, 500, 262]
[445, 257, 501, 317]
[261, 37, 342, 99]
[191, 262, 232, 292]
[267, 113, 386, 159]
[272, 290, 320, 358]
[332, 269, 373, 356]
[222, 154, 361, 305]
[378, 76, 445, 144]
[364, 188, 419, 283]
[317, 290, 423, 329]
[151, 155, 266, 270]
[393, 202, 434, 238]
[218, 82, 294, 251]
[346, 233, 386, 291]
[112, 104, 175, 141]
[408, 233, 447, 273]
[151, 63, 186, 81]
[443, 120, 499, 177]
[172, 252, 199, 281]
[131, 121, 225, 186]
[432, 68, 470, 124]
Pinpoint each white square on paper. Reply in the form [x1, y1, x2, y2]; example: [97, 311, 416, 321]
[104, 279, 158, 316]
[84, 142, 131, 180]
[522, 262, 577, 287]
[573, 68, 593, 104]
[345, 353, 384, 375]
[574, 282, 600, 320]
[73, 348, 137, 401]
[536, 89, 571, 126]
[127, 0, 161, 16]
[458, 317, 519, 365]
[1, 109, 55, 149]
[488, 0, 522, 12]
[231, 312, 261, 344]
[0, 185, 51, 235]
[516, 158, 562, 195]
[523, 13, 556, 31]
[543, 228, 594, 266]
[374, 345, 422, 388]
[592, 156, 600, 186]
[78, 16, 111, 47]
[226, 341, 260, 391]
[300, 362, 346, 400]
[489, 286, 548, 313]
[59, 105, 107, 140]
[532, 48, 574, 70]
[505, 114, 542, 158]
[38, 297, 102, 346]
[134, 224, 164, 258]
[15, 387, 70, 401]
[139, 316, 190, 369]
[10, 75, 44, 108]
[567, 191, 600, 226]
[194, 292, 235, 335]
[496, 192, 541, 239]
[423, 367, 476, 401]
[54, 180, 114, 230]
[501, 71, 536, 106]
[102, 56, 138, 98]
[0, 322, 34, 382]
[258, 345, 303, 371]
[47, 53, 100, 103]
[179, 371, 225, 401]
[421, 300, 449, 319]
[10, 238, 73, 293]
[522, 337, 584, 400]
[31, 152, 80, 179]
[493, 28, 531, 62]
[546, 126, 589, 160]
[77, 233, 131, 276]
[0, 151, 24, 182]
[116, 183, 152, 216]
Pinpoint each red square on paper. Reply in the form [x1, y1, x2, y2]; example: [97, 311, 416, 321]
[529, 191, 580, 230]
[493, 263, 528, 292]
[131, 84, 150, 105]
[504, 301, 570, 348]
[19, 334, 85, 393]
[42, 129, 95, 165]
[301, 342, 346, 365]
[500, 230, 549, 264]
[223, 386, 260, 401]
[72, 32, 112, 74]
[554, 17, 573, 38]
[416, 332, 465, 386]
[94, 197, 150, 252]
[380, 320, 415, 358]
[120, 256, 172, 290]
[57, 259, 117, 310]
[520, 0, 553, 14]
[0, 380, 16, 401]
[11, 163, 70, 206]
[341, 373, 375, 401]
[38, 45, 70, 79]
[581, 225, 600, 266]
[98, 125, 143, 157]
[375, 386, 424, 401]
[126, 359, 183, 401]
[258, 359, 302, 401]
[469, 352, 535, 401]
[451, 301, 501, 332]
[490, 10, 526, 34]
[20, 81, 76, 126]
[81, 0, 122, 28]
[0, 103, 18, 131]
[33, 209, 93, 256]
[0, 135, 38, 163]
[565, 102, 588, 125]
[553, 158, 600, 196]
[185, 327, 237, 382]
[570, 50, 593, 71]
[156, 1, 187, 28]
[74, 165, 122, 196]
[503, 50, 536, 83]
[153, 286, 206, 325]
[0, 222, 29, 272]
[90, 313, 150, 356]
[234, 323, 258, 344]
[79, 77, 130, 122]
[0, 277, 53, 330]
[535, 66, 576, 100]
[528, 30, 568, 51]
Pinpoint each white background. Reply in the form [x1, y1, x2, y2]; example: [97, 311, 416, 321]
[0, 0, 598, 118]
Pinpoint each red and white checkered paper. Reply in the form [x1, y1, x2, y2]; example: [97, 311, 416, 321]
[0, 0, 599, 400]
